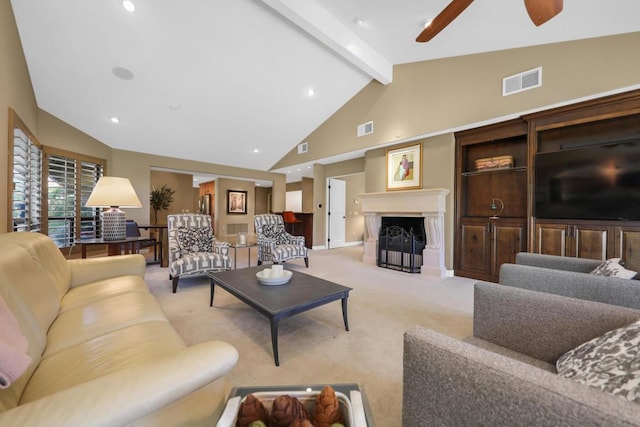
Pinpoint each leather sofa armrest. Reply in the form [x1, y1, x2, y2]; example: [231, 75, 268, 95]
[403, 326, 640, 426]
[0, 341, 238, 427]
[68, 254, 147, 288]
[473, 282, 640, 362]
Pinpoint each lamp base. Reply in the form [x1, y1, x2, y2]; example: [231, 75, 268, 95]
[102, 207, 126, 241]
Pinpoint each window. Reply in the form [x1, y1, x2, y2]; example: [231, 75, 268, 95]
[45, 148, 105, 248]
[8, 109, 107, 248]
[9, 109, 42, 232]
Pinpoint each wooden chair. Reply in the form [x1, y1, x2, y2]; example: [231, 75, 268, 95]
[125, 220, 162, 265]
[282, 210, 302, 235]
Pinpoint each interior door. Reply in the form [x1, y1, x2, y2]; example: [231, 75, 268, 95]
[328, 178, 346, 248]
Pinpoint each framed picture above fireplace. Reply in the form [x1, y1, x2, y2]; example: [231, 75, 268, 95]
[386, 143, 422, 191]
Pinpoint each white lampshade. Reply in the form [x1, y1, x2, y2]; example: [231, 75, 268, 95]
[86, 177, 142, 241]
[85, 176, 142, 208]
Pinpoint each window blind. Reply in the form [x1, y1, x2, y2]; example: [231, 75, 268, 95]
[11, 127, 42, 232]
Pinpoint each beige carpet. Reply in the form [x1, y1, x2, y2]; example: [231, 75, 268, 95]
[144, 246, 476, 427]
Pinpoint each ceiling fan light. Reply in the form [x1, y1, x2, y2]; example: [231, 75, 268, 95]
[122, 0, 135, 12]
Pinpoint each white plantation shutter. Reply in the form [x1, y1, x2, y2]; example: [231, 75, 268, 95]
[45, 151, 105, 248]
[80, 161, 104, 239]
[47, 154, 77, 247]
[11, 125, 42, 232]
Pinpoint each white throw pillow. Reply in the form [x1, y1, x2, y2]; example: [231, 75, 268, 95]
[557, 319, 640, 403]
[590, 258, 637, 279]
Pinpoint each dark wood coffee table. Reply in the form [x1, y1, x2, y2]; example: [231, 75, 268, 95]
[208, 266, 352, 366]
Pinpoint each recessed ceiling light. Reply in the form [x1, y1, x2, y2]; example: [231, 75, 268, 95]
[307, 88, 315, 97]
[122, 0, 135, 12]
[256, 183, 261, 186]
[297, 168, 301, 171]
[252, 148, 260, 153]
[307, 166, 311, 169]
[287, 171, 291, 174]
[112, 66, 134, 80]
[110, 117, 120, 123]
[354, 18, 365, 26]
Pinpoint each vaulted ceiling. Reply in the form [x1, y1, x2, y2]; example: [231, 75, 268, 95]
[10, 0, 640, 183]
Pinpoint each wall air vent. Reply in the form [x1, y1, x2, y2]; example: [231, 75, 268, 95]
[297, 142, 308, 154]
[357, 121, 374, 137]
[502, 67, 542, 96]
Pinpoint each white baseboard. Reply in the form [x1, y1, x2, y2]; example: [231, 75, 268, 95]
[313, 241, 363, 251]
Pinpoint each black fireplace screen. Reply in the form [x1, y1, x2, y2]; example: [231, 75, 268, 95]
[378, 225, 425, 273]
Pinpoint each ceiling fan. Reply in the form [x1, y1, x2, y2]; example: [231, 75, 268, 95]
[416, 0, 563, 43]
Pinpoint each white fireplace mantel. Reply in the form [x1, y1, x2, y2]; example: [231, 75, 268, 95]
[359, 188, 450, 277]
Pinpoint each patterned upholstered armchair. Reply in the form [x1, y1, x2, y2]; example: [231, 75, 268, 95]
[254, 214, 309, 267]
[167, 214, 231, 293]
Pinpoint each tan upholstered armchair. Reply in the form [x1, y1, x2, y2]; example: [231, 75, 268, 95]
[254, 214, 308, 267]
[168, 214, 231, 293]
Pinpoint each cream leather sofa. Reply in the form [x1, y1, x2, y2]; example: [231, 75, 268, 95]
[0, 232, 238, 426]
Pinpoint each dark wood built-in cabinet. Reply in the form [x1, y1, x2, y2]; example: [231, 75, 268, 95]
[455, 89, 640, 282]
[455, 119, 529, 282]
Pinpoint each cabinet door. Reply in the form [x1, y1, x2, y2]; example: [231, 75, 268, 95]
[536, 223, 569, 256]
[614, 225, 640, 272]
[459, 220, 490, 275]
[491, 221, 526, 276]
[572, 225, 609, 260]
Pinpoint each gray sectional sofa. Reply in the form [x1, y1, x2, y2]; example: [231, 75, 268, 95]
[500, 252, 640, 309]
[403, 282, 640, 426]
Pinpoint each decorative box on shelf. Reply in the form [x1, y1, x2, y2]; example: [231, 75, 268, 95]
[475, 155, 514, 171]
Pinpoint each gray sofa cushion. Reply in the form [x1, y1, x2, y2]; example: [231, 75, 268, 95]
[463, 336, 556, 373]
[499, 263, 640, 310]
[515, 252, 602, 272]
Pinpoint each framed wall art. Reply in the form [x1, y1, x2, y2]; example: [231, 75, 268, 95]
[227, 190, 247, 214]
[386, 143, 422, 190]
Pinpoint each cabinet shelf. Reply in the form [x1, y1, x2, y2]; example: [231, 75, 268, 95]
[461, 166, 527, 177]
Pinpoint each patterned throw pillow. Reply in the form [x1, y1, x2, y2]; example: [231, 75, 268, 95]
[260, 225, 288, 245]
[590, 258, 637, 279]
[177, 227, 213, 254]
[557, 319, 640, 403]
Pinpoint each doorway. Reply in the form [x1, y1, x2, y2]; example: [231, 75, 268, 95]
[327, 178, 346, 248]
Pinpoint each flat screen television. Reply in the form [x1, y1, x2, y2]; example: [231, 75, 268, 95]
[535, 141, 640, 221]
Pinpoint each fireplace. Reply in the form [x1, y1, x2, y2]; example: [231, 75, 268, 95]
[358, 188, 450, 277]
[378, 217, 426, 273]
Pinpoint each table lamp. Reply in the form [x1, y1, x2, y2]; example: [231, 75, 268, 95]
[86, 177, 142, 240]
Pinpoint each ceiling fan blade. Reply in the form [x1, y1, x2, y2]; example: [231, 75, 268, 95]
[416, 0, 474, 43]
[524, 0, 563, 26]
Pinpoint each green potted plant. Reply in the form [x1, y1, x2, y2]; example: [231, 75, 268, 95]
[150, 184, 175, 224]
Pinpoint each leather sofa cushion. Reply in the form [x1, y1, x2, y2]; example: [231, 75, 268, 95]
[60, 276, 150, 312]
[44, 288, 167, 358]
[21, 321, 185, 403]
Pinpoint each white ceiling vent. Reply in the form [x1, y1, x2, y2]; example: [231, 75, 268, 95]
[357, 121, 374, 137]
[502, 67, 542, 96]
[297, 142, 308, 154]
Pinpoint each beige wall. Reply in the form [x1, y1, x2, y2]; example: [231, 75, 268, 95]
[149, 170, 194, 225]
[1, 0, 38, 232]
[254, 186, 270, 214]
[301, 177, 314, 212]
[275, 32, 640, 169]
[364, 134, 455, 267]
[312, 158, 366, 248]
[282, 33, 640, 269]
[342, 173, 365, 243]
[216, 178, 255, 240]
